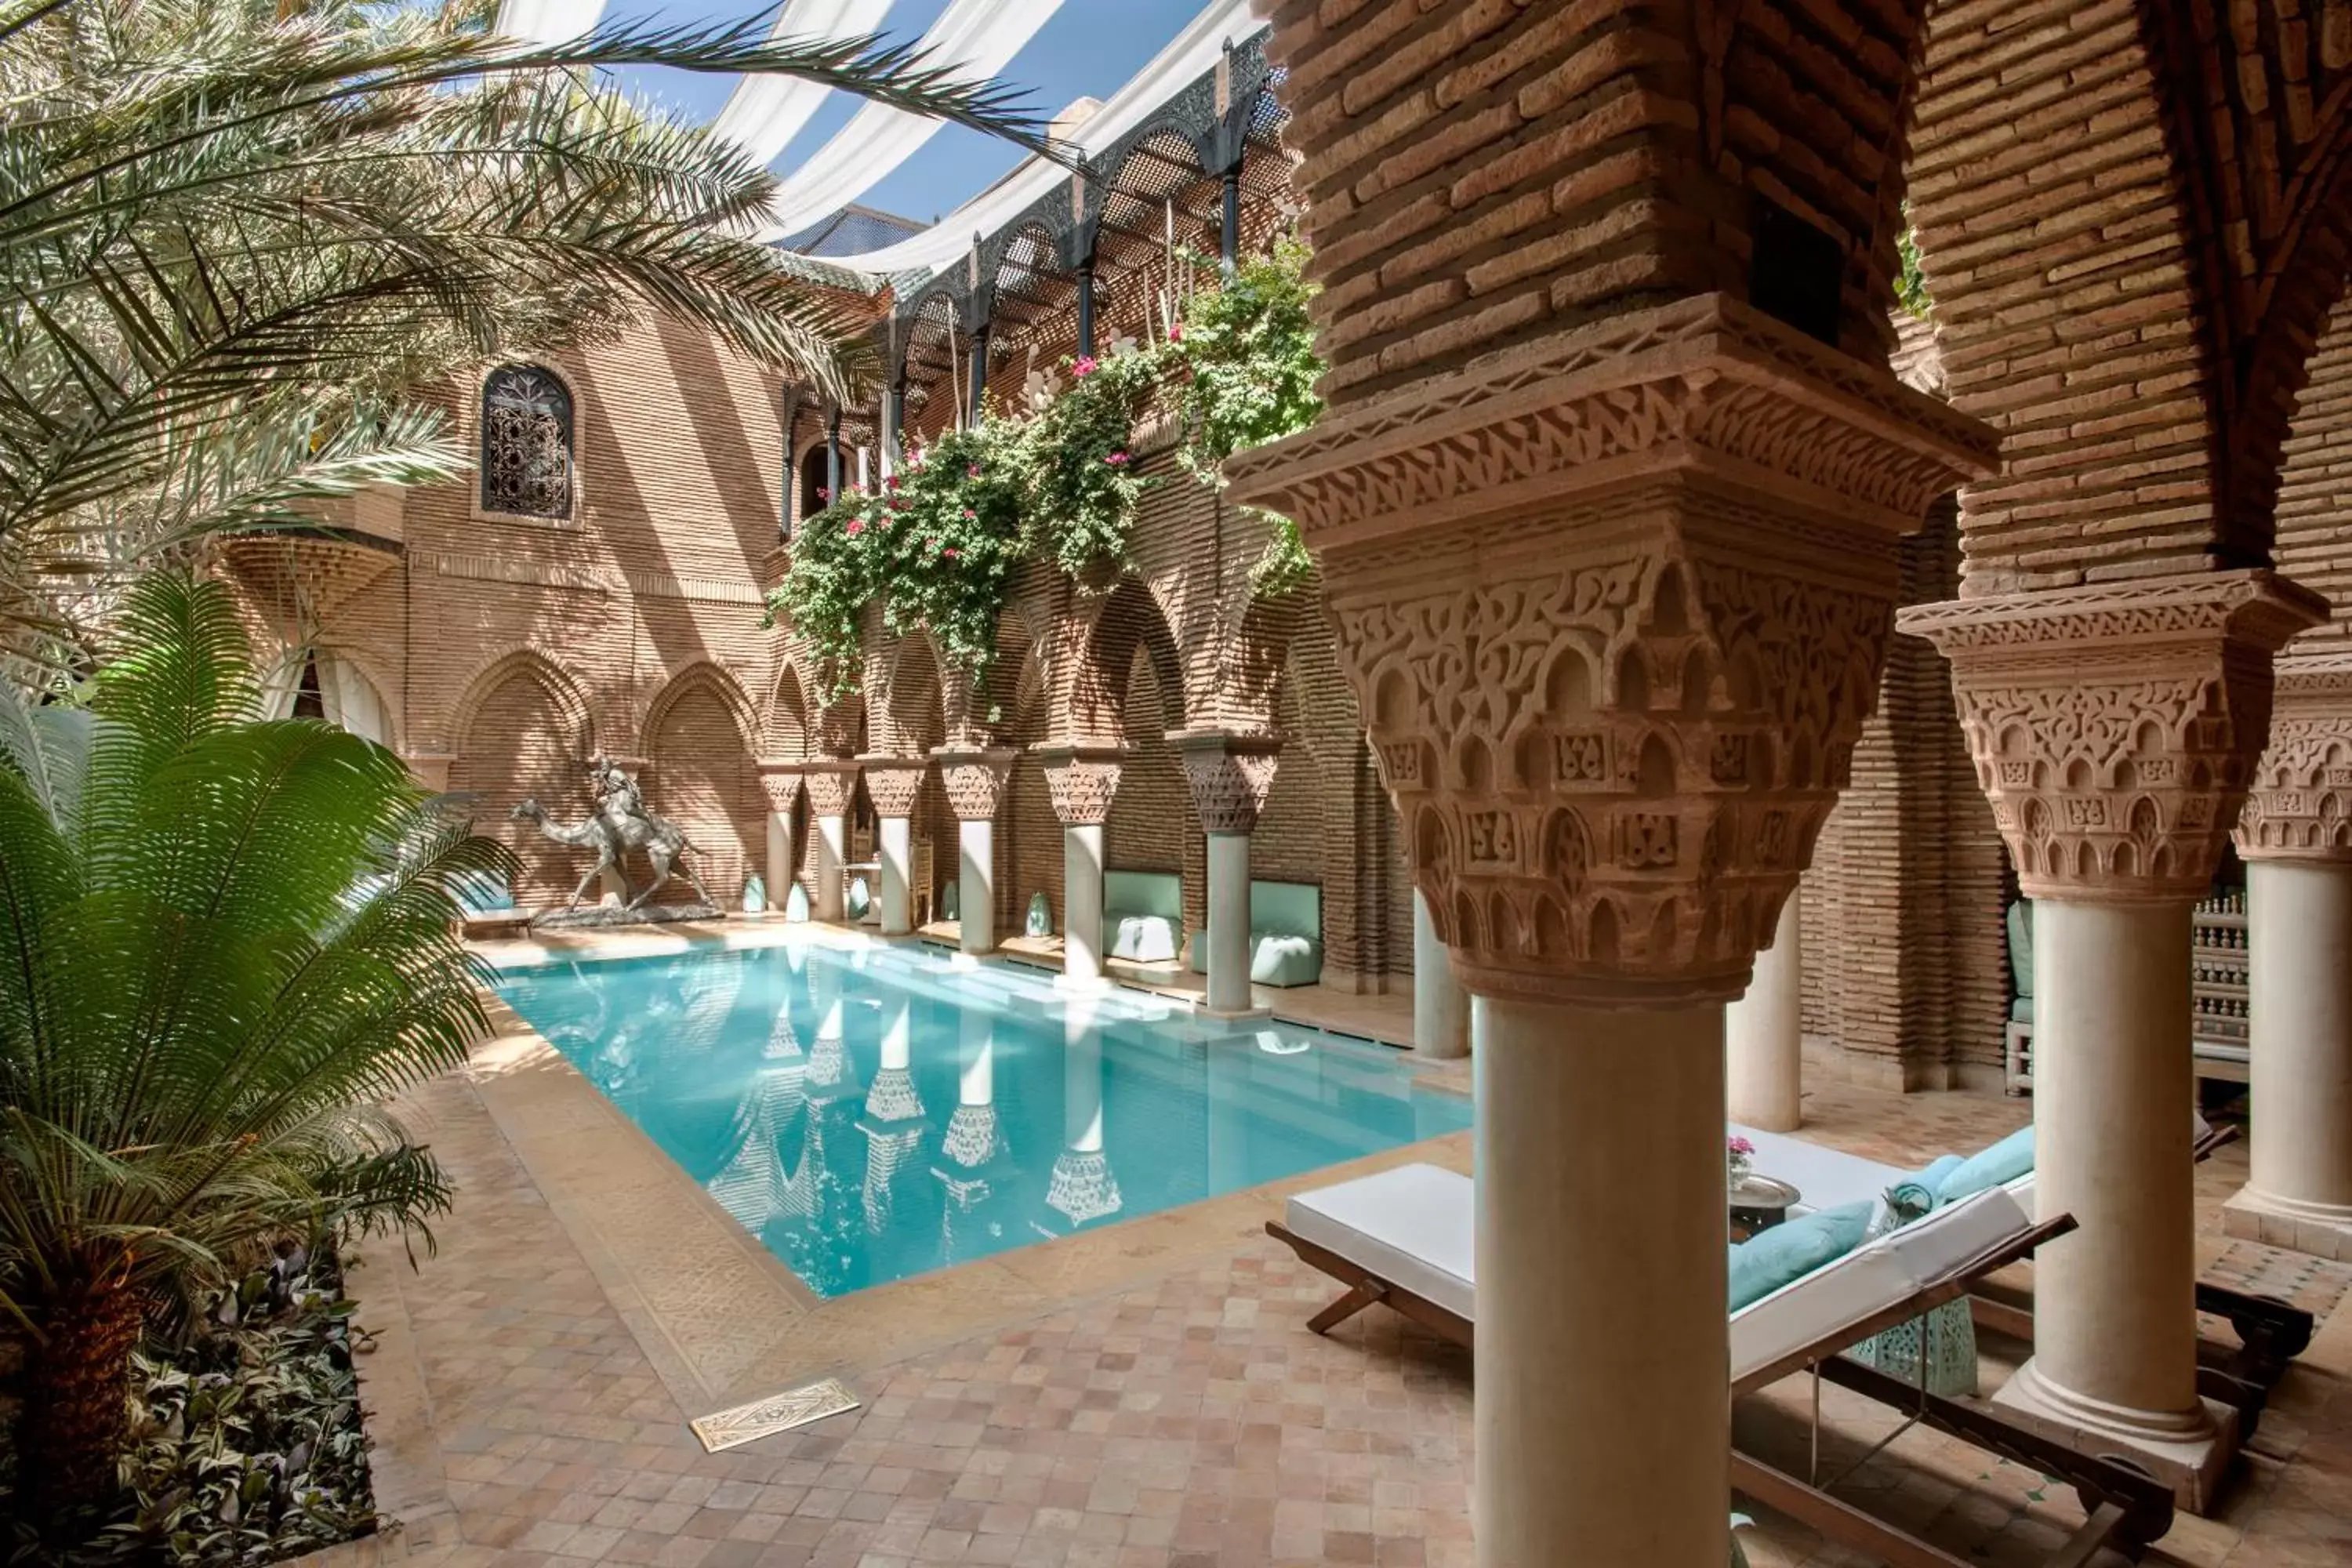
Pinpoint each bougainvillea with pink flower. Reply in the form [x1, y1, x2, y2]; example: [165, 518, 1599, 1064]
[768, 239, 1328, 696]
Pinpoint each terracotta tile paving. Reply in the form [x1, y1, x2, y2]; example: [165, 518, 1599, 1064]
[358, 1043, 2352, 1568]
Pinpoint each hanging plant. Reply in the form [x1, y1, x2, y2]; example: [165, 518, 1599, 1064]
[1163, 236, 1327, 598]
[1025, 344, 1165, 574]
[1168, 234, 1325, 483]
[762, 481, 882, 703]
[874, 419, 1032, 678]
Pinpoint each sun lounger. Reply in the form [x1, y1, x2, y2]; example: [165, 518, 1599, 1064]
[1727, 1117, 2307, 1393]
[1269, 1167, 2176, 1566]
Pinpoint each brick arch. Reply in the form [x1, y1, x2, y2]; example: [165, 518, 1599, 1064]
[876, 630, 949, 755]
[2272, 278, 2352, 655]
[763, 659, 812, 760]
[973, 604, 1039, 740]
[1903, 1, 2223, 590]
[643, 662, 765, 902]
[1071, 576, 1186, 743]
[1905, 1, 2352, 584]
[447, 648, 597, 905]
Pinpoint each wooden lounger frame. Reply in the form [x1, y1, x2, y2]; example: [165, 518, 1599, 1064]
[1267, 1210, 2178, 1567]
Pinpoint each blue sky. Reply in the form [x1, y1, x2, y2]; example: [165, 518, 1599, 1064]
[611, 0, 1208, 225]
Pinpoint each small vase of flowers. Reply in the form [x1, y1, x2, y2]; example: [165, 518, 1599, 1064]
[1727, 1135, 1756, 1190]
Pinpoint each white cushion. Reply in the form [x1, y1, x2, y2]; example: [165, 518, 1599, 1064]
[1106, 914, 1178, 964]
[1285, 1163, 1474, 1323]
[1730, 1124, 1907, 1216]
[1730, 1189, 2029, 1387]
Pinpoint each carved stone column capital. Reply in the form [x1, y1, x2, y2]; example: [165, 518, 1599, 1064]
[1171, 730, 1282, 835]
[856, 754, 929, 819]
[754, 759, 803, 813]
[402, 751, 457, 793]
[1899, 572, 2327, 902]
[1035, 743, 1127, 827]
[801, 759, 860, 818]
[1225, 295, 1998, 1007]
[2235, 652, 2352, 864]
[931, 746, 1015, 821]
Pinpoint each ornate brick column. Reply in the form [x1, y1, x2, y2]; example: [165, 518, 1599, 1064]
[801, 759, 860, 924]
[935, 746, 1014, 955]
[1172, 730, 1280, 1017]
[401, 751, 457, 793]
[1900, 572, 2324, 1505]
[857, 755, 928, 936]
[1229, 296, 1993, 1565]
[2225, 652, 2352, 1260]
[1039, 745, 1125, 985]
[756, 760, 803, 919]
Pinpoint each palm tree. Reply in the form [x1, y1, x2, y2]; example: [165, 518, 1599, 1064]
[0, 0, 1047, 667]
[0, 573, 517, 1518]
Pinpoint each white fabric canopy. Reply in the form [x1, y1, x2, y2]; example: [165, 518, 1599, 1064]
[710, 0, 900, 166]
[756, 0, 1066, 241]
[779, 0, 1261, 274]
[493, 0, 608, 47]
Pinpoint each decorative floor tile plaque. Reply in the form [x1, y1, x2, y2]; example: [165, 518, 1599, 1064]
[688, 1377, 858, 1453]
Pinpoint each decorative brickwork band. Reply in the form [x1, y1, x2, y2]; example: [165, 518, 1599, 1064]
[1900, 572, 2328, 902]
[1035, 744, 1127, 827]
[856, 755, 929, 818]
[1223, 296, 1996, 551]
[1172, 730, 1282, 835]
[2235, 653, 2352, 863]
[1224, 296, 1994, 1007]
[932, 746, 1015, 821]
[755, 760, 803, 813]
[801, 760, 860, 818]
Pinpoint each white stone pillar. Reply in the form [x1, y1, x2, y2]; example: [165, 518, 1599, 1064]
[757, 761, 800, 919]
[857, 757, 926, 938]
[1205, 831, 1253, 1013]
[1993, 897, 2223, 1483]
[877, 816, 913, 935]
[2227, 858, 2352, 1257]
[958, 818, 995, 955]
[1726, 891, 1803, 1131]
[1411, 889, 1470, 1059]
[1040, 746, 1123, 987]
[1476, 995, 1729, 1567]
[1064, 824, 1106, 982]
[1173, 731, 1279, 1020]
[1904, 573, 2325, 1510]
[801, 763, 858, 925]
[936, 747, 1014, 958]
[2225, 662, 2352, 1261]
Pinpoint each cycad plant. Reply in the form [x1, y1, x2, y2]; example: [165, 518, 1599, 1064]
[0, 0, 1044, 667]
[0, 574, 517, 1519]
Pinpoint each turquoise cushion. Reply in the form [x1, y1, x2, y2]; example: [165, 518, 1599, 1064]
[2011, 995, 2035, 1025]
[1883, 1154, 1966, 1223]
[2007, 900, 2034, 998]
[1728, 1202, 1873, 1310]
[1937, 1124, 2035, 1203]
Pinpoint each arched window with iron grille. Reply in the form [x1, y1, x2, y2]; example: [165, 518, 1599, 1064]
[480, 365, 575, 519]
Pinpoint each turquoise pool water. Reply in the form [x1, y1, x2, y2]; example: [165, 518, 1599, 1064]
[492, 942, 1472, 1298]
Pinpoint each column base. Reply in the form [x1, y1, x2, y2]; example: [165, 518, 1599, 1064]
[1197, 1003, 1274, 1024]
[2223, 1184, 2352, 1262]
[1991, 1360, 2238, 1512]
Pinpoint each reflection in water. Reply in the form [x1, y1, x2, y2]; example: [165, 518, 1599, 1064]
[496, 943, 1470, 1298]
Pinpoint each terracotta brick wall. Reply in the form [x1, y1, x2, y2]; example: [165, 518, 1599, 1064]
[1800, 497, 2013, 1090]
[1907, 0, 2225, 591]
[2277, 292, 2352, 655]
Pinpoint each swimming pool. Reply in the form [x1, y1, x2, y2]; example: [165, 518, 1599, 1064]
[492, 941, 1472, 1298]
